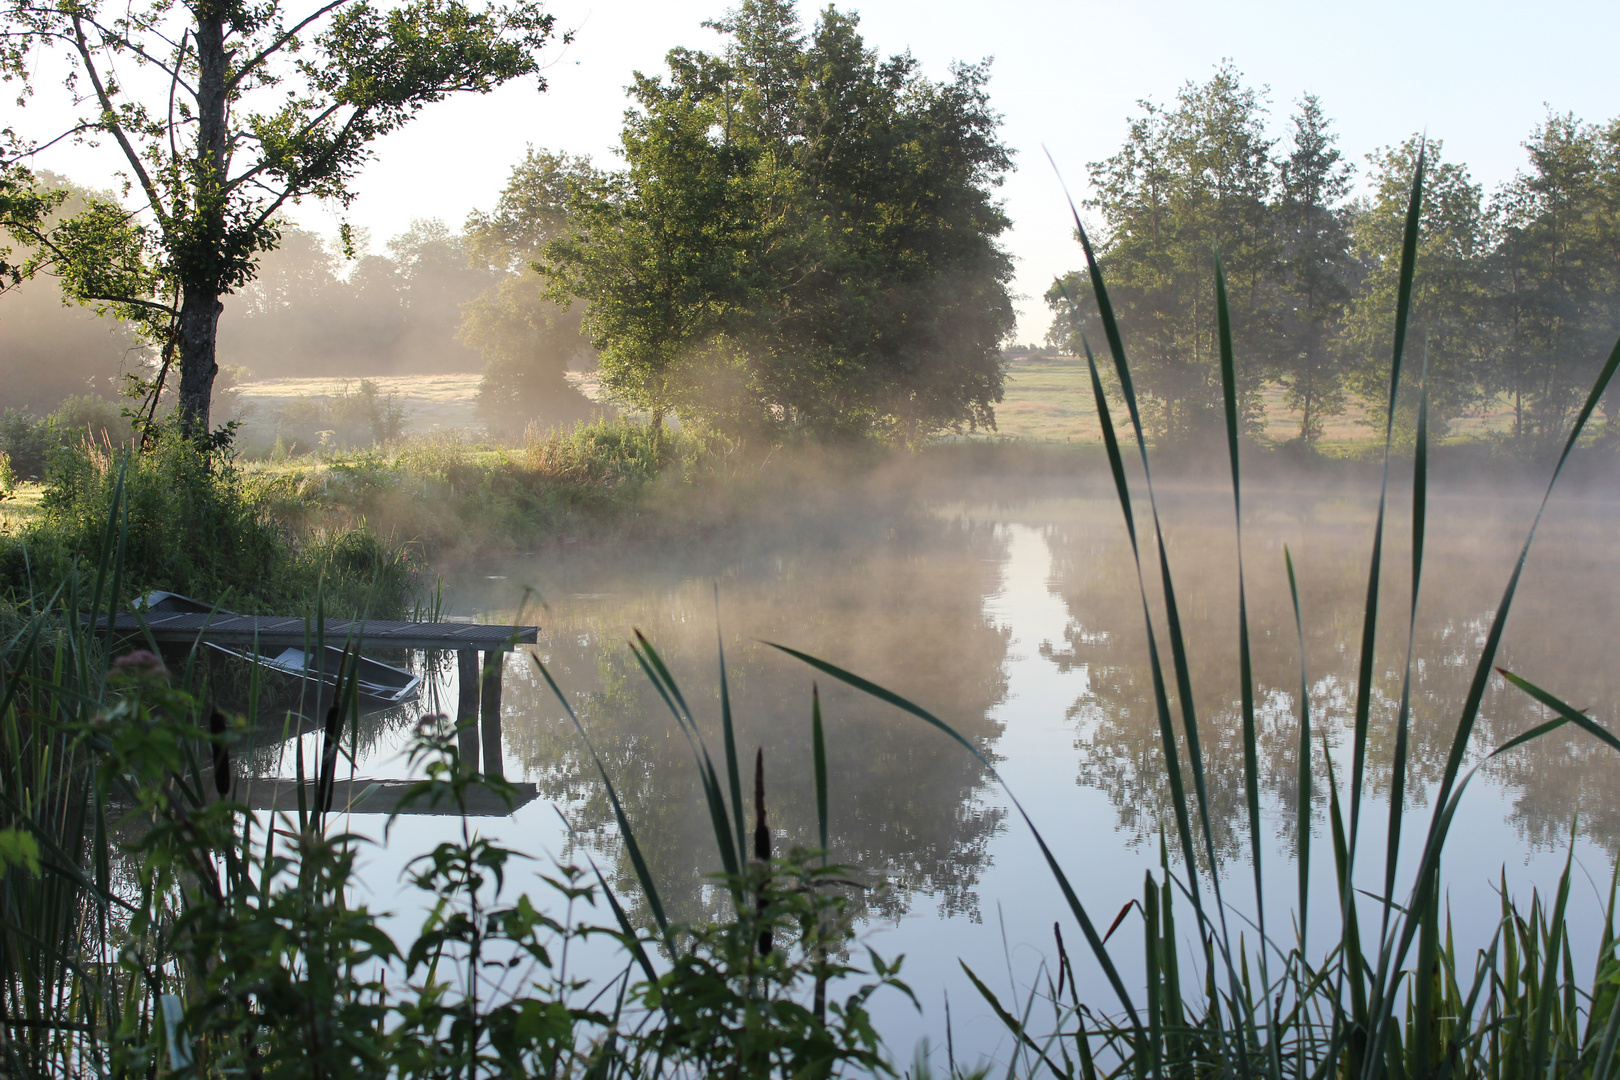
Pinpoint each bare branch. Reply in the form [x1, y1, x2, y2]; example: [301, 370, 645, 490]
[69, 14, 167, 219]
[75, 13, 196, 93]
[226, 0, 350, 93]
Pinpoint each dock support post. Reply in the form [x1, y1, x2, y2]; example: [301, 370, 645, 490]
[480, 651, 505, 779]
[456, 649, 481, 771]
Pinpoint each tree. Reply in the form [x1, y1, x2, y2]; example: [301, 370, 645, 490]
[1, 172, 145, 412]
[1488, 112, 1620, 450]
[461, 148, 597, 431]
[1273, 95, 1357, 443]
[217, 225, 342, 373]
[384, 220, 497, 373]
[2, 0, 561, 436]
[544, 0, 1015, 441]
[1047, 62, 1276, 446]
[1341, 138, 1492, 432]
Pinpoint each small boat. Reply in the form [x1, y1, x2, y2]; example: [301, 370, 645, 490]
[136, 591, 422, 712]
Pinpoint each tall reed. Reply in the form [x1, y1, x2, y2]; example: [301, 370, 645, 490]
[761, 147, 1620, 1078]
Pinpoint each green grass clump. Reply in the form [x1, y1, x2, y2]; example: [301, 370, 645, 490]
[0, 429, 417, 618]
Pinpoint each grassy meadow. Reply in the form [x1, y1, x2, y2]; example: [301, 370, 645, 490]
[985, 356, 1527, 449]
[223, 358, 1530, 457]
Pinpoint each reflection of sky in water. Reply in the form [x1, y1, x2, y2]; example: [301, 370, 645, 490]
[242, 493, 1620, 1073]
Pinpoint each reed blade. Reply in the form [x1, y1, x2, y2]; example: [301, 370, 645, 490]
[812, 684, 828, 859]
[628, 634, 741, 879]
[1525, 841, 1575, 1079]
[1285, 547, 1311, 949]
[1496, 671, 1620, 757]
[714, 588, 747, 870]
[1350, 144, 1424, 861]
[1056, 169, 1229, 963]
[1382, 358, 1429, 947]
[1078, 336, 1207, 930]
[1217, 252, 1281, 1080]
[551, 806, 660, 986]
[1388, 326, 1620, 1002]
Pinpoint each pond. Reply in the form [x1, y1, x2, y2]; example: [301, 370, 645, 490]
[250, 467, 1620, 1068]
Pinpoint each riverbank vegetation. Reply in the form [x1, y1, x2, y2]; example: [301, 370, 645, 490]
[0, 429, 417, 618]
[5, 0, 1620, 1071]
[1, 132, 1618, 1078]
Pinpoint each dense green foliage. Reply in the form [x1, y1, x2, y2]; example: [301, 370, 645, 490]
[0, 431, 416, 618]
[544, 0, 1015, 441]
[1049, 68, 1620, 451]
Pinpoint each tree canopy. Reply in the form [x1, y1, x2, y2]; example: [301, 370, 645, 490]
[544, 0, 1015, 440]
[1048, 62, 1277, 443]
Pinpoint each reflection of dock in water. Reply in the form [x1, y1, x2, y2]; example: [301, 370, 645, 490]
[244, 778, 540, 817]
[90, 605, 541, 817]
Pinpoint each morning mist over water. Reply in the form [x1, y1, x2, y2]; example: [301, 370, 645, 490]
[248, 458, 1620, 1062]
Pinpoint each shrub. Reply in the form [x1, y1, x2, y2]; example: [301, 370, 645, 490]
[524, 417, 667, 486]
[0, 409, 55, 481]
[0, 398, 136, 483]
[0, 428, 417, 617]
[50, 394, 134, 448]
[273, 379, 409, 452]
[394, 429, 480, 490]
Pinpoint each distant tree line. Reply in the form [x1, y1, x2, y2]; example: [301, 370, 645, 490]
[1048, 63, 1620, 453]
[0, 186, 599, 432]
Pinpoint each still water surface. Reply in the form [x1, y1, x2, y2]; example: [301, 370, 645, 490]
[259, 477, 1620, 1067]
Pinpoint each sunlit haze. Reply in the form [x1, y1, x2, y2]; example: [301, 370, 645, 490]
[11, 0, 1620, 342]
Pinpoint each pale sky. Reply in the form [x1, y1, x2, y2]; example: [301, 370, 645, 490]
[11, 0, 1620, 343]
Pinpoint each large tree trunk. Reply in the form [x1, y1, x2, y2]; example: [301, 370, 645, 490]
[177, 284, 223, 435]
[176, 5, 231, 439]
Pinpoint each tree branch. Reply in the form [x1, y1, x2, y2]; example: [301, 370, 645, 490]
[226, 0, 351, 93]
[224, 99, 348, 195]
[73, 291, 179, 316]
[75, 13, 196, 94]
[69, 14, 167, 220]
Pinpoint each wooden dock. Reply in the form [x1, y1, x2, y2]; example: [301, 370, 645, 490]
[93, 608, 543, 815]
[243, 778, 541, 817]
[89, 612, 538, 651]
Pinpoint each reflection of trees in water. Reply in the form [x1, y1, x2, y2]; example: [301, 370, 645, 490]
[1042, 488, 1620, 862]
[496, 517, 1012, 926]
